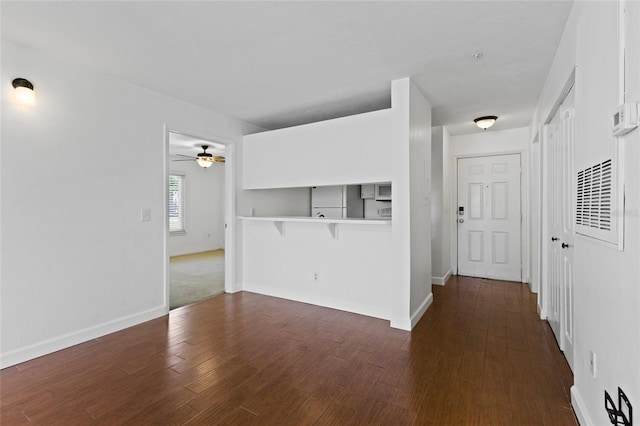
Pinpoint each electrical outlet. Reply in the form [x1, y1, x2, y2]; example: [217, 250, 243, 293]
[590, 350, 597, 378]
[313, 273, 319, 281]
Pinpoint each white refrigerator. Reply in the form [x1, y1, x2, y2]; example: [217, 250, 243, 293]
[311, 185, 363, 218]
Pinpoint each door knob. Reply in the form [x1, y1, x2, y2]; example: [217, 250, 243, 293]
[551, 237, 559, 241]
[458, 218, 464, 223]
[562, 242, 569, 249]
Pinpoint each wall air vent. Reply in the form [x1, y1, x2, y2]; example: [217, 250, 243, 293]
[576, 158, 621, 247]
[576, 159, 612, 231]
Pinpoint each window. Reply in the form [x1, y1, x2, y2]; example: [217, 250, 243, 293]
[169, 174, 185, 233]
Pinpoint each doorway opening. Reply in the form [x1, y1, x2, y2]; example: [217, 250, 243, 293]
[167, 131, 227, 309]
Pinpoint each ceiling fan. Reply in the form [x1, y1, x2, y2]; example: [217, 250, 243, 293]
[172, 145, 225, 168]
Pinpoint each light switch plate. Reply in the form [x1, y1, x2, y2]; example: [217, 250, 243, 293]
[141, 209, 151, 222]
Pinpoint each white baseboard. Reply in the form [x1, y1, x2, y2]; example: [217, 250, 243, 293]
[0, 305, 167, 369]
[432, 269, 452, 286]
[410, 292, 433, 329]
[243, 282, 391, 323]
[390, 316, 411, 331]
[538, 304, 548, 320]
[571, 385, 593, 426]
[226, 281, 243, 293]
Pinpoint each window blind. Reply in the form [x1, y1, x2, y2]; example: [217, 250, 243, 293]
[169, 174, 185, 233]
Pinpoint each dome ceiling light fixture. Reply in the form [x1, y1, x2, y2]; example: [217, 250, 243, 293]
[195, 145, 215, 168]
[474, 115, 498, 130]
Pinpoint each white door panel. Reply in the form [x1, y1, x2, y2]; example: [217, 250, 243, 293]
[546, 116, 562, 345]
[457, 154, 521, 281]
[492, 232, 508, 264]
[560, 88, 575, 370]
[468, 231, 484, 262]
[468, 183, 484, 219]
[544, 85, 575, 371]
[491, 182, 509, 219]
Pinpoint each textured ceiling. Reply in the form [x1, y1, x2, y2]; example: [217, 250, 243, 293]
[2, 1, 573, 135]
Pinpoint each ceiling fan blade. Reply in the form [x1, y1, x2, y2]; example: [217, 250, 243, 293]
[174, 153, 196, 159]
[213, 156, 225, 163]
[171, 159, 194, 162]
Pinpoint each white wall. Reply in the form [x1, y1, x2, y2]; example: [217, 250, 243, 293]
[431, 126, 452, 285]
[242, 220, 392, 320]
[408, 81, 432, 322]
[531, 2, 640, 424]
[236, 131, 314, 221]
[449, 127, 530, 282]
[242, 109, 393, 189]
[237, 188, 311, 218]
[0, 40, 259, 367]
[239, 79, 433, 331]
[442, 126, 451, 281]
[529, 4, 579, 143]
[391, 78, 433, 330]
[232, 137, 313, 292]
[237, 108, 392, 295]
[450, 127, 530, 157]
[168, 160, 225, 257]
[573, 2, 640, 423]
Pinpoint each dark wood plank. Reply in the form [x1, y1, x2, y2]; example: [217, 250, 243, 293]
[0, 277, 577, 425]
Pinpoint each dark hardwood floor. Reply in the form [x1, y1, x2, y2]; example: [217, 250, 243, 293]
[1, 276, 577, 425]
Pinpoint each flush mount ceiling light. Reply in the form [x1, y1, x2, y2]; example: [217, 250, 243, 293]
[12, 78, 36, 106]
[474, 115, 498, 130]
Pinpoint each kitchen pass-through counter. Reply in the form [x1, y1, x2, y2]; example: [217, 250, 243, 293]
[240, 215, 393, 320]
[240, 215, 390, 238]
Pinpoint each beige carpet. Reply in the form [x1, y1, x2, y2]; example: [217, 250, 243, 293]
[170, 250, 225, 309]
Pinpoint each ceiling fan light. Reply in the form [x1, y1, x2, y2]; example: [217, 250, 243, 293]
[196, 158, 214, 168]
[474, 115, 498, 130]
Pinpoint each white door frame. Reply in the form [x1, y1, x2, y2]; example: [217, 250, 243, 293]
[539, 69, 576, 321]
[451, 148, 529, 283]
[163, 125, 238, 313]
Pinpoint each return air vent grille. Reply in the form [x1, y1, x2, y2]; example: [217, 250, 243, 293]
[576, 159, 612, 231]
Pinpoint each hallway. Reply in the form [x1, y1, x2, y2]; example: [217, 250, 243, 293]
[1, 276, 576, 424]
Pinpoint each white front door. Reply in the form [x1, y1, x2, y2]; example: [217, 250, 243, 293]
[545, 85, 575, 370]
[457, 154, 521, 281]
